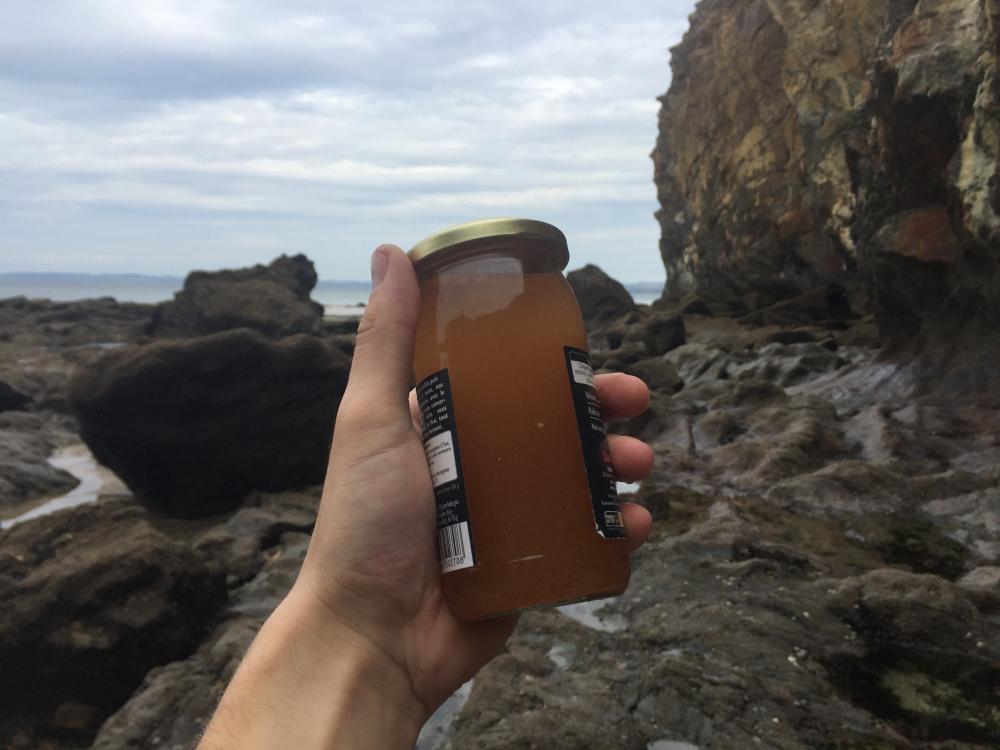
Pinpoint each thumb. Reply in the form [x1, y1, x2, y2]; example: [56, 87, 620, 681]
[338, 244, 421, 429]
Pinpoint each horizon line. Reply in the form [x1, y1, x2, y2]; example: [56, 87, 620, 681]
[0, 270, 665, 288]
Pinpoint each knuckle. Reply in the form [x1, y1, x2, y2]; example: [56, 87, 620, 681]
[354, 308, 379, 344]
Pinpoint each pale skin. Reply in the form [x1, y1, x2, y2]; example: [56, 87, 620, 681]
[197, 245, 654, 749]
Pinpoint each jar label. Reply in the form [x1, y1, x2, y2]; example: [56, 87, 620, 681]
[417, 368, 476, 573]
[564, 347, 626, 539]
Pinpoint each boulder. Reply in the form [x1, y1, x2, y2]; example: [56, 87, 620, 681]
[149, 254, 325, 339]
[824, 569, 1000, 741]
[566, 264, 637, 328]
[0, 500, 226, 743]
[828, 569, 993, 660]
[91, 530, 309, 750]
[641, 314, 686, 357]
[70, 329, 351, 517]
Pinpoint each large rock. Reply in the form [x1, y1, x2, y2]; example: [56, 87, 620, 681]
[91, 529, 309, 750]
[70, 329, 351, 517]
[567, 264, 637, 328]
[653, 0, 1000, 368]
[828, 569, 997, 663]
[641, 313, 686, 357]
[192, 489, 320, 586]
[0, 500, 226, 745]
[824, 569, 1000, 741]
[149, 254, 325, 338]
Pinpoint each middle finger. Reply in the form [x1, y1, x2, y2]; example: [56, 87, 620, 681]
[607, 434, 654, 483]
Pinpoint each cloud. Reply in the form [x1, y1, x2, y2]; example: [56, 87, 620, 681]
[0, 0, 696, 281]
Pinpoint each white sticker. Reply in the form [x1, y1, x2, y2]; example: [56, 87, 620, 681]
[570, 359, 595, 387]
[438, 521, 474, 572]
[424, 430, 458, 488]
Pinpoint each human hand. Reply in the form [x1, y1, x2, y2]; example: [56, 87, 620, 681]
[198, 244, 654, 750]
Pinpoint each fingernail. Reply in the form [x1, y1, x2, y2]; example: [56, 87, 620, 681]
[371, 247, 389, 287]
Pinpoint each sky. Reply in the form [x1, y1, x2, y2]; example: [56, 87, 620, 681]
[0, 0, 697, 283]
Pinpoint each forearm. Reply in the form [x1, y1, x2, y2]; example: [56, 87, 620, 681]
[198, 584, 427, 750]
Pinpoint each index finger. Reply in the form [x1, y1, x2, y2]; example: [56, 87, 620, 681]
[595, 373, 649, 422]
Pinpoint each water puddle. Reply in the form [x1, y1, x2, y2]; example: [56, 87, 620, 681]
[648, 741, 701, 750]
[557, 597, 627, 633]
[323, 305, 365, 317]
[0, 444, 128, 529]
[85, 342, 128, 350]
[415, 679, 472, 749]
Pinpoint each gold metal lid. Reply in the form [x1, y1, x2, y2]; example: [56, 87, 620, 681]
[408, 218, 569, 270]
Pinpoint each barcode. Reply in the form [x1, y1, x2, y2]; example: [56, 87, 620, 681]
[438, 521, 474, 573]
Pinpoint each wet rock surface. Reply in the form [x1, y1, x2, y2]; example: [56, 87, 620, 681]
[90, 525, 311, 750]
[70, 329, 351, 517]
[149, 254, 324, 339]
[441, 311, 1000, 750]
[0, 286, 996, 749]
[0, 500, 226, 747]
[0, 295, 154, 529]
[0, 411, 80, 512]
[0, 254, 997, 748]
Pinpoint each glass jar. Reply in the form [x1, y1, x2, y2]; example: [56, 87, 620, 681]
[410, 218, 629, 621]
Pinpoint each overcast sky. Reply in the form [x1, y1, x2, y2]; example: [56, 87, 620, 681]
[0, 1, 696, 282]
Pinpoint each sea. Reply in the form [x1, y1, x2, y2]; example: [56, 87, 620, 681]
[0, 273, 662, 314]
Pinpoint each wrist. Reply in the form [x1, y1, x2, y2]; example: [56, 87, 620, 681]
[199, 583, 427, 750]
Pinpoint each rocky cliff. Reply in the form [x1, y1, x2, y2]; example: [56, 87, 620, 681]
[653, 0, 1000, 382]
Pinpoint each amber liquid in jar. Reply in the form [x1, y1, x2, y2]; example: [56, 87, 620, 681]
[414, 249, 629, 621]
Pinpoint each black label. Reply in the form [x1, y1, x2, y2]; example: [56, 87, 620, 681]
[417, 369, 476, 572]
[564, 347, 625, 539]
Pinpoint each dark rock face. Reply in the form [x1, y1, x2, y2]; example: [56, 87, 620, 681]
[600, 313, 686, 372]
[824, 569, 1000, 743]
[0, 500, 226, 744]
[70, 329, 351, 517]
[653, 0, 1000, 368]
[192, 489, 319, 587]
[567, 264, 637, 327]
[641, 313, 686, 357]
[149, 254, 325, 339]
[91, 525, 311, 750]
[0, 380, 30, 412]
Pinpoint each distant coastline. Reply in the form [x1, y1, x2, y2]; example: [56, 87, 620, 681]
[0, 272, 664, 307]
